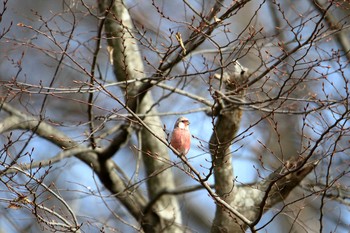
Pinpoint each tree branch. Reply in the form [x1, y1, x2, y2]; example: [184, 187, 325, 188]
[0, 102, 146, 226]
[98, 0, 183, 231]
[210, 63, 250, 233]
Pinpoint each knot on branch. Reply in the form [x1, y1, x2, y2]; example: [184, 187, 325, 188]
[211, 62, 249, 117]
[215, 61, 250, 95]
[261, 156, 316, 208]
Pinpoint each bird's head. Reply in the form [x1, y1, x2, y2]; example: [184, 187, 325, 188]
[174, 117, 190, 130]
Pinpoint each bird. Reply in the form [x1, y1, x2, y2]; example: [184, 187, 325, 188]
[170, 117, 191, 157]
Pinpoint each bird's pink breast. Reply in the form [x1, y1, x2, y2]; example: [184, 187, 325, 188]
[170, 128, 191, 155]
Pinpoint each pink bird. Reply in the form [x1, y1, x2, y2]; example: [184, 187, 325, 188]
[170, 117, 191, 157]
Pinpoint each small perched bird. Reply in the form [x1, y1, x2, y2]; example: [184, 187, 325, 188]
[170, 117, 191, 157]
